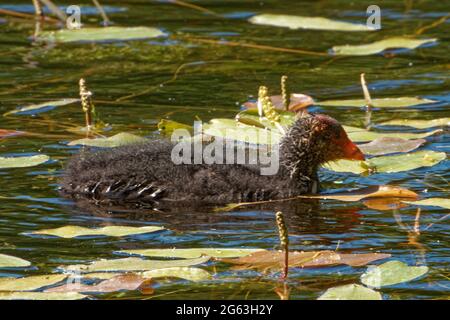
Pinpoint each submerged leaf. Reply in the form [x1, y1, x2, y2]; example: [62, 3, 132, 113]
[0, 254, 31, 268]
[0, 292, 86, 300]
[119, 248, 265, 259]
[39, 26, 166, 43]
[0, 274, 67, 291]
[324, 150, 446, 174]
[331, 37, 437, 56]
[318, 284, 382, 300]
[68, 132, 148, 148]
[220, 250, 390, 271]
[249, 14, 372, 31]
[379, 118, 450, 129]
[0, 154, 50, 169]
[361, 260, 428, 288]
[27, 225, 165, 238]
[402, 198, 450, 210]
[358, 138, 426, 156]
[61, 256, 211, 273]
[319, 97, 436, 108]
[3, 99, 79, 116]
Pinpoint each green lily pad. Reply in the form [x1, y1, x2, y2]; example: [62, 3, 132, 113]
[318, 97, 437, 108]
[344, 126, 442, 142]
[318, 284, 382, 300]
[4, 99, 79, 116]
[358, 138, 426, 156]
[158, 119, 193, 135]
[236, 109, 296, 130]
[119, 248, 266, 259]
[203, 119, 282, 145]
[0, 254, 31, 268]
[39, 26, 166, 43]
[0, 154, 50, 169]
[379, 118, 450, 129]
[142, 267, 212, 282]
[0, 292, 87, 300]
[324, 150, 446, 174]
[26, 225, 165, 239]
[331, 37, 437, 55]
[60, 256, 211, 273]
[68, 132, 148, 148]
[402, 198, 450, 210]
[361, 260, 429, 288]
[249, 14, 372, 31]
[0, 274, 67, 291]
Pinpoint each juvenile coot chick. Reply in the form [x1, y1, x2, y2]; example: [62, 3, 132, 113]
[60, 114, 364, 208]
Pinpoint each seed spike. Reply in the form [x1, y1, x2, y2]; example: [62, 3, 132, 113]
[79, 78, 95, 130]
[281, 75, 289, 111]
[276, 211, 289, 279]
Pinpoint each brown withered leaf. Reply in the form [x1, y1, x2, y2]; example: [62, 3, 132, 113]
[243, 93, 314, 113]
[358, 137, 426, 156]
[363, 198, 409, 211]
[220, 250, 391, 271]
[45, 274, 148, 294]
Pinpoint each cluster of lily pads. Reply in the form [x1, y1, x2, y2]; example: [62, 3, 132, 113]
[0, 223, 431, 300]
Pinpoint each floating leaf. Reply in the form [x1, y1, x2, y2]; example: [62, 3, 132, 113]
[319, 97, 437, 108]
[361, 260, 429, 288]
[142, 267, 212, 282]
[0, 292, 86, 300]
[358, 138, 426, 156]
[220, 250, 390, 271]
[0, 254, 31, 268]
[68, 132, 148, 148]
[158, 119, 193, 135]
[3, 99, 79, 116]
[318, 284, 382, 300]
[242, 94, 314, 112]
[362, 198, 408, 211]
[344, 126, 441, 142]
[203, 119, 282, 145]
[236, 109, 295, 130]
[331, 37, 437, 56]
[324, 150, 446, 174]
[61, 256, 211, 273]
[119, 248, 264, 259]
[39, 26, 166, 43]
[249, 14, 372, 31]
[402, 198, 450, 210]
[46, 274, 147, 294]
[27, 225, 165, 239]
[0, 154, 50, 169]
[0, 274, 67, 291]
[379, 118, 450, 129]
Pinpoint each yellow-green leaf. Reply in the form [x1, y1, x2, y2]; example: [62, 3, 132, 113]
[68, 132, 148, 148]
[358, 138, 426, 156]
[249, 14, 372, 31]
[324, 150, 446, 174]
[319, 97, 437, 108]
[402, 198, 450, 210]
[26, 225, 165, 238]
[0, 274, 67, 291]
[361, 261, 428, 288]
[318, 284, 382, 300]
[60, 256, 211, 273]
[0, 154, 50, 169]
[158, 119, 193, 135]
[0, 292, 86, 300]
[119, 248, 266, 259]
[39, 26, 166, 43]
[379, 118, 450, 129]
[0, 254, 31, 268]
[344, 126, 441, 142]
[142, 267, 212, 282]
[4, 99, 79, 116]
[332, 37, 437, 56]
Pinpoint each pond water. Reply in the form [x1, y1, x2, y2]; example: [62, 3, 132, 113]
[0, 0, 448, 300]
